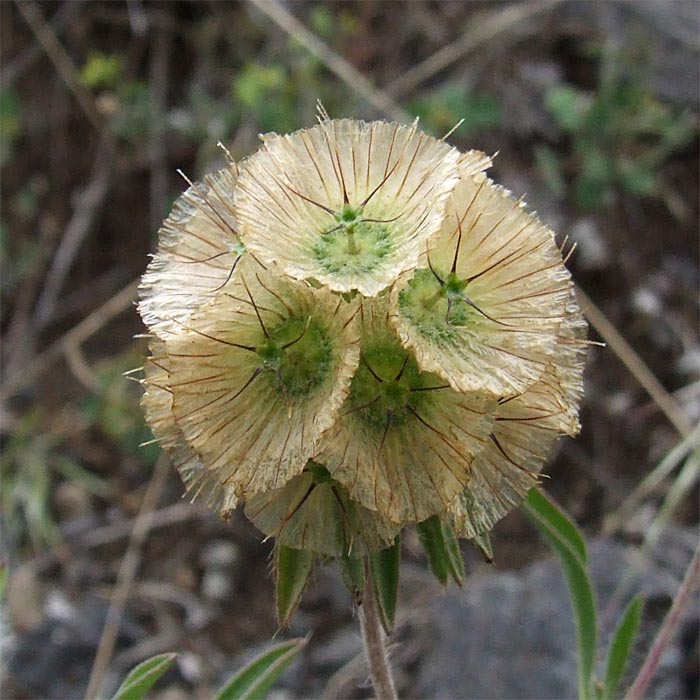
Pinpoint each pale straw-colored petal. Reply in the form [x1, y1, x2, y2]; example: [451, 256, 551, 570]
[550, 289, 588, 435]
[141, 340, 237, 516]
[138, 164, 243, 339]
[391, 170, 574, 397]
[317, 297, 497, 524]
[165, 258, 360, 499]
[448, 297, 588, 538]
[234, 119, 462, 296]
[244, 464, 399, 557]
[449, 380, 562, 538]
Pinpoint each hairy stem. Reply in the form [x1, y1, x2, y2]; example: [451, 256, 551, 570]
[359, 577, 398, 700]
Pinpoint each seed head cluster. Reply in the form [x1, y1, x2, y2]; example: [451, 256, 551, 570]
[139, 116, 587, 557]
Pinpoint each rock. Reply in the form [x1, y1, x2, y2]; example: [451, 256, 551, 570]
[414, 532, 697, 699]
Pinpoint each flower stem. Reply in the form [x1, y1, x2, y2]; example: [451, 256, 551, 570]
[359, 577, 398, 700]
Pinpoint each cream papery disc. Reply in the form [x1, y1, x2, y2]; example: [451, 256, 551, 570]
[317, 297, 497, 525]
[165, 259, 360, 499]
[449, 374, 572, 538]
[141, 340, 237, 515]
[244, 466, 399, 557]
[391, 171, 574, 398]
[138, 164, 243, 340]
[448, 295, 588, 538]
[234, 119, 463, 296]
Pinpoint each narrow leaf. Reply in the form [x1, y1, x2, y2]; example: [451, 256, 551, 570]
[524, 488, 597, 700]
[526, 488, 587, 564]
[112, 653, 177, 700]
[417, 516, 450, 584]
[215, 637, 307, 700]
[472, 532, 494, 563]
[338, 555, 365, 605]
[368, 537, 401, 634]
[604, 596, 644, 699]
[275, 545, 313, 628]
[417, 516, 465, 585]
[442, 521, 466, 585]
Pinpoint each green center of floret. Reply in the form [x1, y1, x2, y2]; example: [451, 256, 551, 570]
[398, 267, 477, 341]
[347, 337, 447, 433]
[310, 200, 395, 282]
[256, 316, 333, 398]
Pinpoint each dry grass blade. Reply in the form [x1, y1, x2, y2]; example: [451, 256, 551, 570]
[624, 543, 700, 700]
[383, 0, 557, 100]
[0, 278, 140, 401]
[248, 0, 410, 124]
[83, 455, 171, 700]
[33, 136, 115, 330]
[14, 0, 105, 133]
[575, 285, 693, 438]
[604, 423, 700, 535]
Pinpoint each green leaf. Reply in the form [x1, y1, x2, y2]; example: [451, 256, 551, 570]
[112, 653, 177, 700]
[337, 555, 365, 605]
[604, 596, 644, 699]
[215, 638, 307, 700]
[274, 545, 313, 628]
[417, 516, 449, 584]
[524, 488, 597, 700]
[526, 489, 587, 564]
[472, 532, 494, 563]
[545, 85, 587, 132]
[534, 145, 566, 199]
[417, 516, 465, 585]
[442, 521, 466, 585]
[368, 537, 401, 634]
[0, 560, 7, 600]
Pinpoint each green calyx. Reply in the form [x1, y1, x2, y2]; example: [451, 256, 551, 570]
[256, 316, 332, 397]
[398, 267, 474, 339]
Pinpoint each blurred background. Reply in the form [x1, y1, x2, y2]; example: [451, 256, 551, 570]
[1, 2, 698, 698]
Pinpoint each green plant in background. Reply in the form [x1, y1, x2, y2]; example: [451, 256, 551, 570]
[232, 63, 299, 135]
[1, 412, 61, 551]
[408, 83, 501, 137]
[525, 489, 644, 700]
[0, 410, 109, 553]
[83, 357, 161, 464]
[0, 88, 22, 167]
[111, 638, 307, 700]
[80, 51, 125, 92]
[538, 46, 697, 209]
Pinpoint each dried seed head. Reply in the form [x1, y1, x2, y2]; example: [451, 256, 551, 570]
[141, 339, 237, 515]
[234, 119, 462, 296]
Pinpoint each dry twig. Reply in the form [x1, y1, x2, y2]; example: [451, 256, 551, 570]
[383, 0, 557, 99]
[14, 0, 105, 133]
[575, 285, 693, 438]
[248, 0, 410, 123]
[0, 278, 140, 401]
[84, 455, 171, 700]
